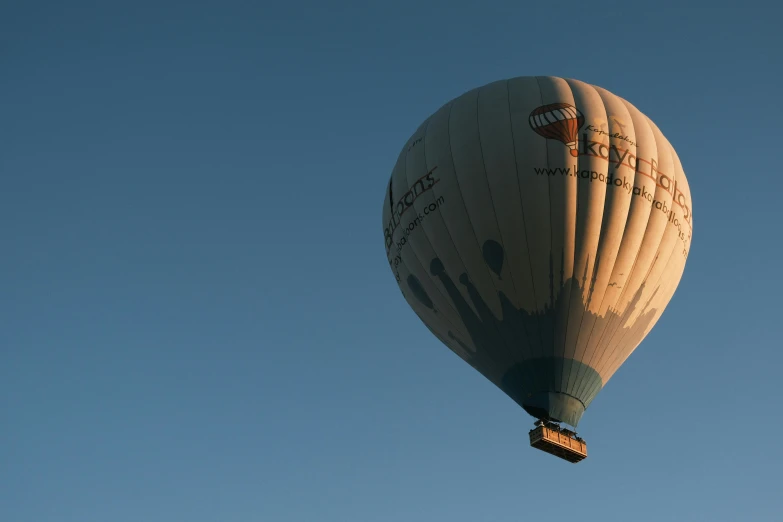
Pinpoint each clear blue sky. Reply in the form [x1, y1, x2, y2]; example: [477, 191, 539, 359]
[3, 2, 782, 521]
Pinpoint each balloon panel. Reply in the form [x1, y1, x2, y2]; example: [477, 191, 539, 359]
[382, 76, 693, 427]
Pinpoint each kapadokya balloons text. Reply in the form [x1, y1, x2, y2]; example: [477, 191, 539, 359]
[382, 76, 692, 428]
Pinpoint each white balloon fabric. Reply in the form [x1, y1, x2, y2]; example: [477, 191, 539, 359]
[382, 76, 693, 428]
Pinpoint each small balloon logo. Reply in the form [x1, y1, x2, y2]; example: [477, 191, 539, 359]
[529, 103, 585, 157]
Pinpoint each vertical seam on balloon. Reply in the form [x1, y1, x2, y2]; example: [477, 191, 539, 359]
[413, 103, 512, 378]
[595, 120, 678, 378]
[601, 233, 661, 368]
[615, 243, 681, 372]
[393, 182, 478, 344]
[602, 229, 680, 377]
[563, 84, 592, 400]
[556, 78, 584, 402]
[576, 99, 652, 397]
[506, 79, 546, 361]
[388, 121, 477, 351]
[475, 83, 534, 367]
[395, 116, 493, 357]
[568, 84, 614, 400]
[585, 104, 660, 378]
[443, 91, 521, 370]
[568, 85, 612, 396]
[594, 122, 673, 376]
[534, 75, 561, 398]
[590, 220, 655, 380]
[600, 137, 686, 377]
[572, 91, 640, 401]
[621, 215, 688, 367]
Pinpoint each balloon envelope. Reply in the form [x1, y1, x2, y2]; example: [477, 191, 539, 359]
[382, 76, 693, 428]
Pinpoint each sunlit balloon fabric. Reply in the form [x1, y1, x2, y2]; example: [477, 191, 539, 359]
[382, 76, 693, 428]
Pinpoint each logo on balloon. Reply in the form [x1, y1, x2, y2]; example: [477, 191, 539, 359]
[529, 103, 585, 157]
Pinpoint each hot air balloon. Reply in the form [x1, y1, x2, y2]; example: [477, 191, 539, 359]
[528, 103, 585, 157]
[381, 76, 693, 462]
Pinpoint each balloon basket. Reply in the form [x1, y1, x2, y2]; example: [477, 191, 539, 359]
[529, 420, 587, 463]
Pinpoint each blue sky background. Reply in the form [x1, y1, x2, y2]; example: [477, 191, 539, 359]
[3, 2, 782, 521]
